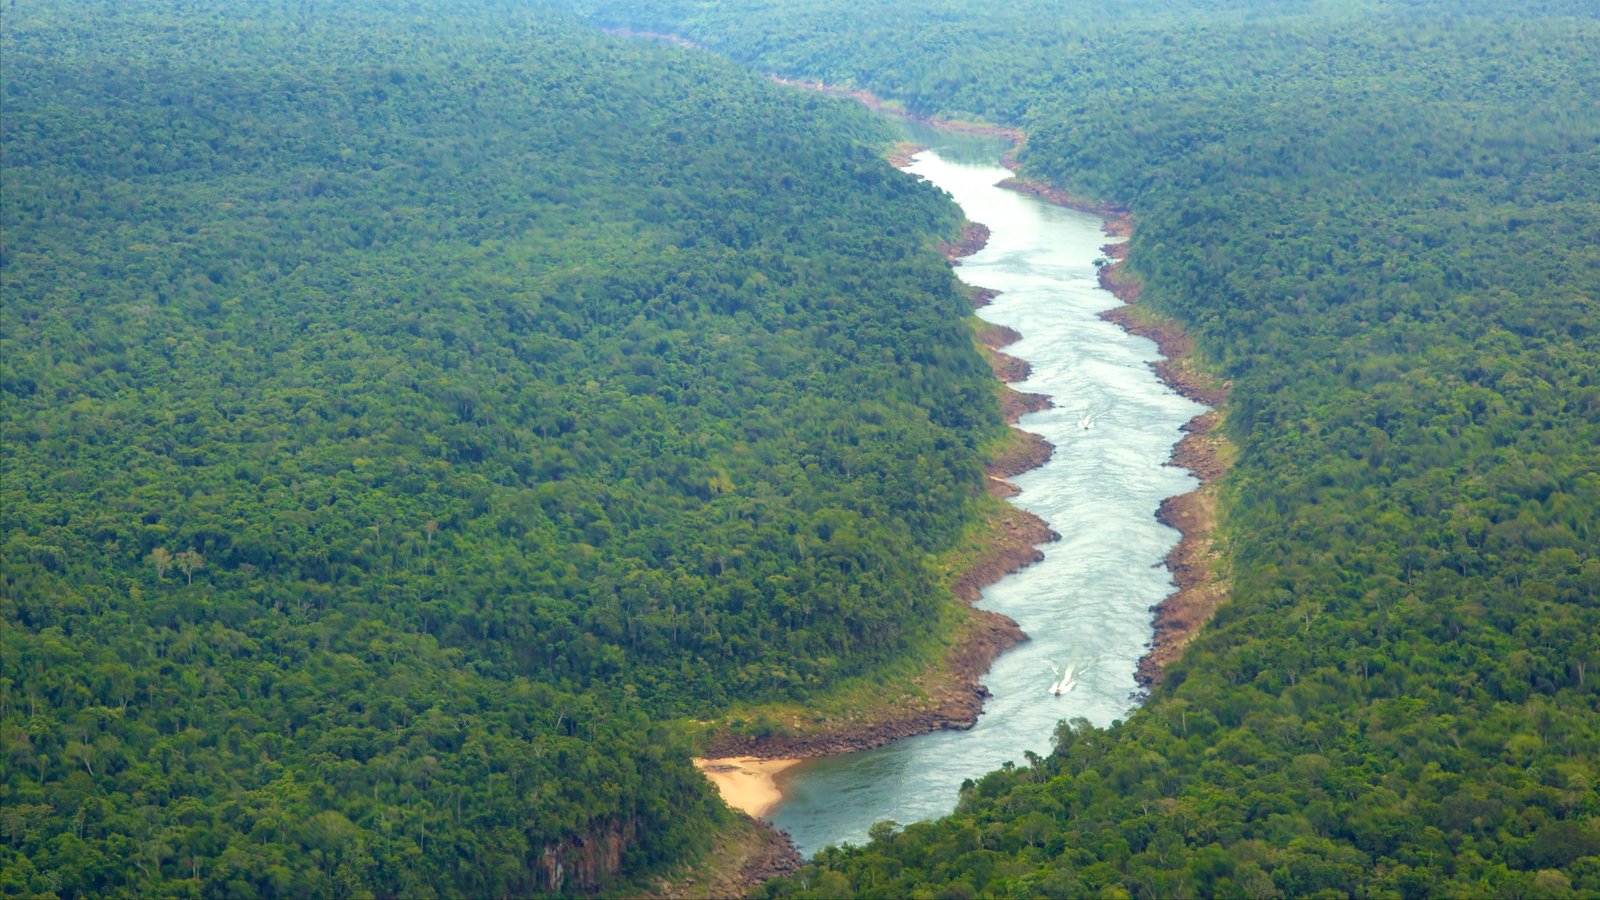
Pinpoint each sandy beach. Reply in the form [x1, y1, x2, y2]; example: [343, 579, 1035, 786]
[694, 757, 804, 818]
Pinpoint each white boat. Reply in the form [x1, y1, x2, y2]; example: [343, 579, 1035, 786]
[1077, 411, 1096, 429]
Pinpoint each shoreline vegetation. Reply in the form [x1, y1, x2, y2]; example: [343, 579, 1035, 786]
[645, 812, 804, 899]
[694, 85, 1229, 848]
[698, 220, 1055, 760]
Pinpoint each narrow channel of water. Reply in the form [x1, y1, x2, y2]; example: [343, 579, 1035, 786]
[766, 128, 1204, 855]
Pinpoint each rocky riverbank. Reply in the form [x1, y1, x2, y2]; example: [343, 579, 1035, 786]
[1095, 255, 1233, 689]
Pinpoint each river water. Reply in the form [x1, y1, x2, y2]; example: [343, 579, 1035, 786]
[766, 127, 1203, 854]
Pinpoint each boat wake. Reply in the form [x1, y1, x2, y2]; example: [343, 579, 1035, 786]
[1046, 654, 1107, 695]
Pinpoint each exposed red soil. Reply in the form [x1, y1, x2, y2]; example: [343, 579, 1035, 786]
[978, 322, 1049, 421]
[969, 287, 1002, 309]
[1090, 257, 1233, 689]
[1098, 305, 1229, 409]
[975, 322, 1022, 349]
[988, 430, 1054, 482]
[940, 221, 991, 261]
[1170, 410, 1230, 482]
[887, 141, 923, 168]
[979, 320, 1037, 391]
[1139, 480, 1226, 689]
[998, 387, 1051, 423]
[997, 178, 1133, 237]
[986, 350, 1031, 384]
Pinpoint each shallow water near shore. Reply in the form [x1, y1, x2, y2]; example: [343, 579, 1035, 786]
[766, 129, 1203, 855]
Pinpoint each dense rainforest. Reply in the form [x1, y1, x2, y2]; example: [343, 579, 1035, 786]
[0, 1, 1010, 894]
[565, 0, 1600, 896]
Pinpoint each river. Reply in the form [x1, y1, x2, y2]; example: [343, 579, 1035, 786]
[765, 126, 1204, 854]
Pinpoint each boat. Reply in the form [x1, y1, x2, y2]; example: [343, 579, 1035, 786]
[1047, 660, 1078, 695]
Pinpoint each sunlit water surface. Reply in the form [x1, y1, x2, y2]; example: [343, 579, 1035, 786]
[766, 128, 1203, 855]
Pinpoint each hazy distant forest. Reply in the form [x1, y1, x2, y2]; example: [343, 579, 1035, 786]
[4, 0, 1598, 896]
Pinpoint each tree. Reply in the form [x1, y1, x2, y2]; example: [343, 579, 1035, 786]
[175, 550, 204, 586]
[149, 548, 172, 581]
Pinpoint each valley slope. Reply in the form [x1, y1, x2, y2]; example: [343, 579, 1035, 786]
[0, 2, 1015, 893]
[567, 1, 1600, 895]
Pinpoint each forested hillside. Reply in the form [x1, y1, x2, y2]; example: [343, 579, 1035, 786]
[568, 0, 1600, 895]
[0, 1, 1006, 894]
